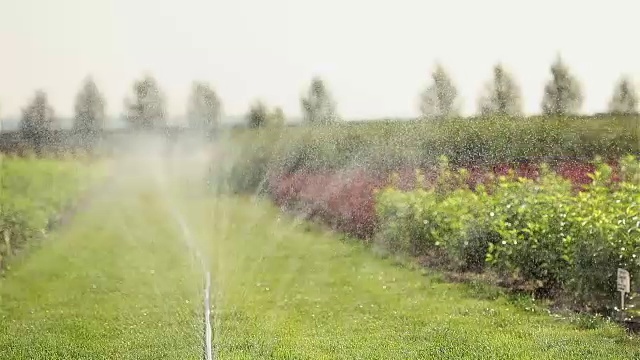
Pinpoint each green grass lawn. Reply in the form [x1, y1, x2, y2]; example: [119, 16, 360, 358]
[1, 156, 639, 359]
[0, 174, 204, 360]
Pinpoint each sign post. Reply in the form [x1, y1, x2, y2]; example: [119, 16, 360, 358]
[617, 268, 630, 321]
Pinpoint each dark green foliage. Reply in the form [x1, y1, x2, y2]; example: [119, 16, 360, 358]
[0, 208, 31, 270]
[419, 64, 460, 119]
[124, 75, 166, 130]
[301, 77, 338, 124]
[541, 55, 583, 116]
[247, 100, 269, 129]
[74, 76, 105, 150]
[187, 81, 222, 131]
[608, 76, 638, 115]
[478, 64, 522, 117]
[20, 90, 55, 154]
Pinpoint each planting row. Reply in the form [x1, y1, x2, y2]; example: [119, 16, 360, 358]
[228, 116, 639, 195]
[266, 156, 640, 310]
[267, 157, 623, 238]
[0, 156, 97, 269]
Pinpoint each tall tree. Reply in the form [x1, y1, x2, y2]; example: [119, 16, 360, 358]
[541, 56, 583, 116]
[247, 100, 269, 129]
[301, 77, 338, 124]
[124, 75, 166, 130]
[608, 76, 638, 115]
[419, 64, 460, 119]
[74, 76, 106, 148]
[187, 81, 222, 130]
[20, 90, 55, 154]
[478, 63, 522, 117]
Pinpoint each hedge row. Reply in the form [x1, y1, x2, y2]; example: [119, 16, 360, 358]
[265, 157, 622, 237]
[227, 116, 639, 194]
[375, 156, 640, 309]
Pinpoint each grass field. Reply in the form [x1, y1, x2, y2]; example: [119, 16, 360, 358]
[0, 170, 204, 359]
[0, 156, 99, 270]
[1, 154, 638, 359]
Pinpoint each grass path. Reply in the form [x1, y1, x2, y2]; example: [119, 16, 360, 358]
[0, 172, 205, 359]
[1, 155, 639, 359]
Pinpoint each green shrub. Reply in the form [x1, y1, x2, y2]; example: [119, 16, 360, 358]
[376, 161, 495, 271]
[485, 167, 575, 293]
[0, 209, 32, 267]
[375, 186, 433, 255]
[564, 162, 640, 307]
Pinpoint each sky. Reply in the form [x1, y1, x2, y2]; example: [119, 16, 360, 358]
[1, 0, 639, 123]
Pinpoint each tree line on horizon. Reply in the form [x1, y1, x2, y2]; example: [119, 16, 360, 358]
[6, 54, 640, 152]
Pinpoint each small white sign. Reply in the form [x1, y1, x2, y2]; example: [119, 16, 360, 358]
[617, 268, 630, 293]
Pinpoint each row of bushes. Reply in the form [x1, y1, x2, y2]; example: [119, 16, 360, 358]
[227, 116, 639, 194]
[375, 155, 640, 309]
[0, 156, 96, 270]
[265, 158, 621, 239]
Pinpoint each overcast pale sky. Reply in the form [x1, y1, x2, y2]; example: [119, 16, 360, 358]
[0, 0, 638, 121]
